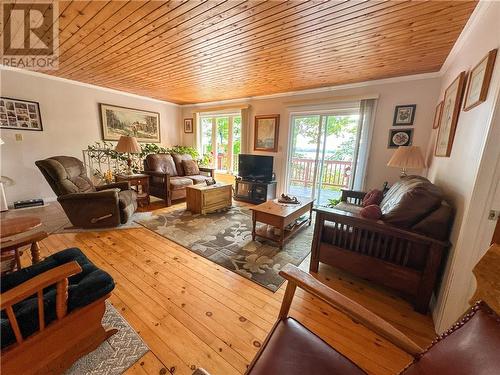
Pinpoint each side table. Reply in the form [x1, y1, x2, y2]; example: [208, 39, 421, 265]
[115, 173, 150, 207]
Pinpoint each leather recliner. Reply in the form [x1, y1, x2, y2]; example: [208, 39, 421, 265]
[36, 156, 137, 228]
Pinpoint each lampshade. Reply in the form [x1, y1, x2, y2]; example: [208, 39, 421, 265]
[115, 136, 141, 153]
[387, 146, 426, 170]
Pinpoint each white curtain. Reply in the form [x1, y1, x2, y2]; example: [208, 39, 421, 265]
[351, 99, 377, 191]
[240, 107, 250, 153]
[193, 112, 201, 153]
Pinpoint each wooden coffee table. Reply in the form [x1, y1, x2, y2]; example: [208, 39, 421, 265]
[250, 198, 314, 249]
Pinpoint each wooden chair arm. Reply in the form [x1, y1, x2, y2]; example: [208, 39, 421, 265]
[1, 261, 82, 308]
[199, 167, 215, 177]
[278, 264, 423, 356]
[142, 170, 170, 178]
[340, 189, 366, 204]
[315, 207, 449, 247]
[1, 231, 48, 253]
[1, 261, 82, 344]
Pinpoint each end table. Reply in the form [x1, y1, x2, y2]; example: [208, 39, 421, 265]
[115, 173, 150, 207]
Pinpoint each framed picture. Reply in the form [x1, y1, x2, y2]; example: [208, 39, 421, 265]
[254, 114, 279, 152]
[435, 71, 467, 157]
[388, 128, 413, 148]
[433, 101, 443, 129]
[99, 103, 160, 142]
[184, 118, 193, 133]
[393, 104, 416, 126]
[0, 97, 42, 131]
[463, 49, 497, 111]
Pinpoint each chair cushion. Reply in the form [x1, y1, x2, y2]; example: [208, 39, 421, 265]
[247, 317, 366, 375]
[335, 201, 363, 215]
[1, 248, 115, 349]
[401, 301, 500, 375]
[118, 190, 137, 224]
[172, 153, 193, 176]
[360, 204, 382, 220]
[169, 176, 193, 190]
[182, 159, 200, 176]
[186, 175, 210, 185]
[144, 153, 177, 176]
[380, 176, 443, 228]
[411, 202, 454, 241]
[35, 156, 95, 196]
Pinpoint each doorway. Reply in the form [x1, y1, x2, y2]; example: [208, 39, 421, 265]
[286, 110, 361, 206]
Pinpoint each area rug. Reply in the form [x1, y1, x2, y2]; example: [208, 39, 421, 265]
[54, 212, 153, 234]
[137, 207, 314, 292]
[65, 302, 149, 375]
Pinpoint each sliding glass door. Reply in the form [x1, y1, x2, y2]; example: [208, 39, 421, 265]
[287, 110, 361, 206]
[200, 114, 241, 174]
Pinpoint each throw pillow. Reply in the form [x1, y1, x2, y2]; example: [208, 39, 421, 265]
[182, 160, 200, 176]
[360, 204, 382, 220]
[362, 189, 383, 207]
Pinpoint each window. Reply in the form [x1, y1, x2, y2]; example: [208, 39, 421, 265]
[200, 114, 241, 174]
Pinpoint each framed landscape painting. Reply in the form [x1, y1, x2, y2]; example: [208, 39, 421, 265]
[100, 103, 160, 142]
[254, 114, 279, 152]
[0, 97, 43, 131]
[435, 71, 466, 157]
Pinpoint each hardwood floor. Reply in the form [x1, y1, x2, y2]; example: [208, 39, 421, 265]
[12, 201, 436, 375]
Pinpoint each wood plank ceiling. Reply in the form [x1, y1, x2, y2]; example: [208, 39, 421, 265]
[6, 1, 477, 104]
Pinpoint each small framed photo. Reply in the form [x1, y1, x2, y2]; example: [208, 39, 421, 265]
[393, 104, 416, 126]
[463, 49, 497, 111]
[184, 118, 193, 133]
[0, 97, 43, 131]
[388, 128, 413, 148]
[254, 114, 279, 152]
[433, 101, 443, 129]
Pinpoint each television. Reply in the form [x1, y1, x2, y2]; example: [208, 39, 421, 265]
[238, 154, 274, 181]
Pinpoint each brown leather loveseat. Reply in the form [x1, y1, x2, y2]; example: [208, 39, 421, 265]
[143, 153, 214, 206]
[36, 156, 137, 228]
[311, 176, 454, 312]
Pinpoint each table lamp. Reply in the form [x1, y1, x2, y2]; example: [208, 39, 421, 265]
[387, 146, 426, 177]
[115, 135, 141, 175]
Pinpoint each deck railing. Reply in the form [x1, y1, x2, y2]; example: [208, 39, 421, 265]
[214, 155, 351, 188]
[290, 158, 351, 188]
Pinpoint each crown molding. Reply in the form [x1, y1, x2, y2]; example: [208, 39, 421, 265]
[0, 65, 180, 107]
[180, 71, 441, 108]
[439, 0, 489, 74]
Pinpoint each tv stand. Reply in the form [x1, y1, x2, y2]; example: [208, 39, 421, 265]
[234, 178, 277, 204]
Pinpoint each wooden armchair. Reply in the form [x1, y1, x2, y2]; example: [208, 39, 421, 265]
[313, 177, 454, 313]
[244, 258, 500, 375]
[1, 248, 116, 375]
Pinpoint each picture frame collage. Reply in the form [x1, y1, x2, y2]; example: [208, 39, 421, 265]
[0, 97, 43, 131]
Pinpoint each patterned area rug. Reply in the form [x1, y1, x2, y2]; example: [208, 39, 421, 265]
[137, 207, 314, 292]
[65, 302, 149, 375]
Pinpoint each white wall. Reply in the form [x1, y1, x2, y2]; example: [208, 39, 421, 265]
[181, 76, 441, 194]
[426, 1, 500, 332]
[0, 68, 181, 204]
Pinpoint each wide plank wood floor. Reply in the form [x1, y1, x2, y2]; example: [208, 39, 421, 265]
[15, 201, 436, 375]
